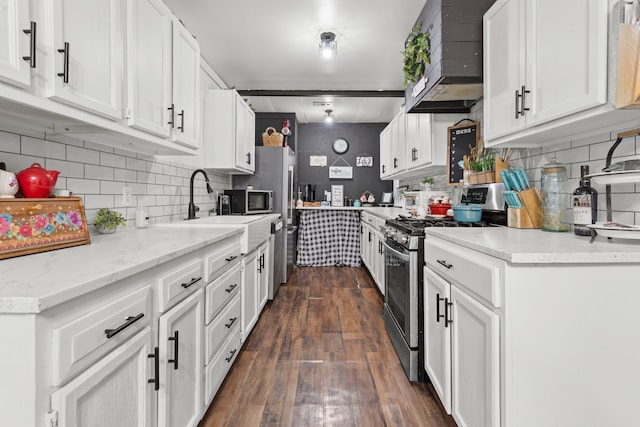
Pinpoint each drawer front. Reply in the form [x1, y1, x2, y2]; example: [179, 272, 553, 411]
[205, 262, 242, 323]
[205, 294, 241, 363]
[204, 324, 241, 406]
[424, 236, 504, 308]
[51, 286, 151, 386]
[157, 258, 203, 312]
[204, 237, 241, 281]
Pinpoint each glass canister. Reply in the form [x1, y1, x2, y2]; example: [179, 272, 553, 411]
[541, 160, 570, 232]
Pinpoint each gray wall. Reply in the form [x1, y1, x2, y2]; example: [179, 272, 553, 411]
[297, 123, 392, 204]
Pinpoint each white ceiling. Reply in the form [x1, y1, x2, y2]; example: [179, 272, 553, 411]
[163, 0, 426, 123]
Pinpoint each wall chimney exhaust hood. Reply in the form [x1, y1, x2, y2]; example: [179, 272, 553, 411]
[404, 0, 496, 114]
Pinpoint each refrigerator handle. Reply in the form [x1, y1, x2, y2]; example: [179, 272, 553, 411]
[288, 166, 295, 225]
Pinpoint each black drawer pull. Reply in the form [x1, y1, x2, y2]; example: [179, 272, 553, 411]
[57, 42, 69, 83]
[444, 298, 453, 327]
[181, 277, 202, 288]
[167, 103, 175, 127]
[225, 317, 238, 328]
[168, 330, 179, 370]
[225, 255, 237, 262]
[147, 346, 159, 391]
[225, 283, 238, 293]
[177, 109, 185, 132]
[225, 348, 237, 363]
[22, 21, 36, 68]
[436, 259, 453, 269]
[104, 313, 144, 339]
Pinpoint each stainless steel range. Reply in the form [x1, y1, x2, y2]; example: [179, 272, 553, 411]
[383, 216, 491, 381]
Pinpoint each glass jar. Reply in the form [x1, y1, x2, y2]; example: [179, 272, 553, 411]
[541, 160, 569, 232]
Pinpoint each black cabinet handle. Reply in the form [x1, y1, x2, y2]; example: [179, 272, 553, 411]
[22, 21, 36, 68]
[225, 348, 237, 363]
[411, 147, 418, 162]
[393, 158, 398, 168]
[260, 254, 265, 270]
[444, 298, 453, 327]
[177, 109, 185, 132]
[382, 165, 386, 173]
[520, 85, 530, 116]
[167, 103, 175, 127]
[168, 331, 179, 370]
[436, 293, 445, 323]
[514, 89, 521, 119]
[224, 317, 238, 328]
[147, 346, 159, 391]
[181, 277, 202, 288]
[246, 152, 252, 165]
[225, 255, 238, 262]
[57, 42, 69, 83]
[368, 231, 372, 242]
[436, 259, 453, 269]
[225, 283, 238, 293]
[104, 313, 144, 339]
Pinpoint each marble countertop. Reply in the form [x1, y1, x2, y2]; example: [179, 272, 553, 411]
[0, 226, 242, 314]
[425, 227, 640, 264]
[297, 206, 406, 220]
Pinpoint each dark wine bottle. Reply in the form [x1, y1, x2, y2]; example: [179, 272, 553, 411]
[572, 165, 598, 236]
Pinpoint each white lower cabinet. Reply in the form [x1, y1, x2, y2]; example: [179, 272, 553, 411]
[424, 236, 503, 427]
[50, 327, 154, 427]
[360, 213, 385, 295]
[257, 241, 270, 311]
[157, 289, 203, 427]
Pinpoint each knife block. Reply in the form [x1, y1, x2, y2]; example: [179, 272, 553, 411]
[508, 188, 542, 229]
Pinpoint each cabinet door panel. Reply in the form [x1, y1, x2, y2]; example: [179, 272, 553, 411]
[241, 252, 259, 340]
[50, 0, 123, 119]
[158, 289, 203, 427]
[451, 285, 500, 427]
[525, 0, 607, 126]
[172, 21, 200, 148]
[424, 267, 452, 414]
[51, 328, 153, 427]
[483, 0, 526, 140]
[126, 0, 171, 137]
[0, 0, 31, 87]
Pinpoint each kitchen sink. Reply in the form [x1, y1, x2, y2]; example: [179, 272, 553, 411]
[157, 214, 279, 253]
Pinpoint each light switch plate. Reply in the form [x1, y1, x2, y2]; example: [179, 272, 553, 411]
[122, 187, 132, 206]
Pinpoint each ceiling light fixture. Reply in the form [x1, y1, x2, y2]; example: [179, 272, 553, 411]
[319, 32, 337, 59]
[324, 109, 334, 123]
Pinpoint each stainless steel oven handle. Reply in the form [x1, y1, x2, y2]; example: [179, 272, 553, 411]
[383, 241, 410, 262]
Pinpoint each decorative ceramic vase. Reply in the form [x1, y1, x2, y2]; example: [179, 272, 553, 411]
[0, 169, 19, 198]
[96, 224, 118, 234]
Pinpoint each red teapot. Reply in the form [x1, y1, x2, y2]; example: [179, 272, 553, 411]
[16, 163, 60, 198]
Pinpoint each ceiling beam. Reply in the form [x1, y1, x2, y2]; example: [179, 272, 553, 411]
[236, 90, 404, 98]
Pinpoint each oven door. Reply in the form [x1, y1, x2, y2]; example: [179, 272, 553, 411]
[384, 239, 418, 348]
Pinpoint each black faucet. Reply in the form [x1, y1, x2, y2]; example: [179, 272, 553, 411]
[187, 169, 214, 220]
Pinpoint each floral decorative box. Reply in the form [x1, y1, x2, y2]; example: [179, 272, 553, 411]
[0, 197, 90, 259]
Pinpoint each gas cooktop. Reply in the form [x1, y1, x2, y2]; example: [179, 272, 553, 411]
[386, 216, 489, 236]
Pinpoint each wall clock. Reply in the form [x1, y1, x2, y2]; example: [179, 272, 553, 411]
[332, 138, 349, 154]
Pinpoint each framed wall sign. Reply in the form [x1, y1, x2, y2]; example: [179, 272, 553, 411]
[331, 185, 344, 206]
[356, 156, 374, 167]
[447, 120, 478, 186]
[329, 166, 353, 179]
[310, 155, 327, 167]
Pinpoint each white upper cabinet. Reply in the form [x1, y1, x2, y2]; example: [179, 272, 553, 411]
[390, 111, 406, 175]
[379, 125, 392, 179]
[204, 89, 256, 174]
[0, 0, 33, 88]
[125, 0, 172, 138]
[47, 0, 124, 120]
[171, 18, 200, 149]
[405, 113, 433, 169]
[484, 0, 609, 146]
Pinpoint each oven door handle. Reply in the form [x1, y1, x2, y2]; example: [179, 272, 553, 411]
[383, 241, 410, 262]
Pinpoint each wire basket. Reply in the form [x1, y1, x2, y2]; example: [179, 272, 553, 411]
[262, 127, 283, 146]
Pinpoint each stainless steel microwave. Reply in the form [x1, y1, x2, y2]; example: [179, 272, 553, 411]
[224, 189, 273, 214]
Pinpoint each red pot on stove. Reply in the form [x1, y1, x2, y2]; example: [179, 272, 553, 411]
[428, 203, 451, 216]
[16, 163, 60, 198]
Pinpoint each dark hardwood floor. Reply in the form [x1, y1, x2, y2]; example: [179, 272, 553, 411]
[199, 266, 450, 427]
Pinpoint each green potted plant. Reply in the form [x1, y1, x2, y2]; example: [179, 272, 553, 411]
[94, 208, 126, 234]
[421, 177, 435, 190]
[403, 22, 431, 87]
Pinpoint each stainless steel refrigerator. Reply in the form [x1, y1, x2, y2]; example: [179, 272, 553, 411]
[232, 146, 297, 288]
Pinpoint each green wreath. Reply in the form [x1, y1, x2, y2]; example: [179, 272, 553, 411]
[402, 22, 430, 87]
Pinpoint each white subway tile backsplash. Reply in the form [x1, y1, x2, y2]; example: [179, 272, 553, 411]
[67, 146, 100, 164]
[22, 136, 66, 160]
[590, 138, 636, 161]
[100, 152, 126, 168]
[156, 174, 171, 185]
[85, 165, 114, 180]
[126, 157, 147, 172]
[66, 178, 100, 194]
[100, 180, 127, 195]
[114, 168, 137, 182]
[137, 171, 153, 183]
[0, 153, 43, 172]
[129, 183, 147, 195]
[84, 194, 116, 209]
[147, 184, 164, 195]
[0, 130, 20, 153]
[164, 165, 178, 176]
[85, 141, 114, 153]
[570, 132, 611, 147]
